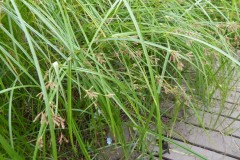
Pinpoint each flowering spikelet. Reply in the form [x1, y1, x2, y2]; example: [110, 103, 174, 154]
[84, 86, 98, 99]
[170, 50, 184, 71]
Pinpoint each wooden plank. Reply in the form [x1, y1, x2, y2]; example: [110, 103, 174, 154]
[186, 110, 240, 137]
[229, 80, 240, 92]
[202, 99, 240, 119]
[163, 140, 237, 160]
[213, 89, 240, 104]
[172, 122, 240, 158]
[162, 100, 240, 137]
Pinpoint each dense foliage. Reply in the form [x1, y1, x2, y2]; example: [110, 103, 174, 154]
[0, 0, 239, 159]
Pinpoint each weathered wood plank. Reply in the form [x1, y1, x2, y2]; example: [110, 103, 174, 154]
[198, 100, 240, 122]
[186, 110, 240, 137]
[162, 100, 240, 137]
[206, 99, 240, 118]
[229, 80, 240, 92]
[172, 122, 240, 158]
[213, 89, 240, 104]
[163, 140, 237, 160]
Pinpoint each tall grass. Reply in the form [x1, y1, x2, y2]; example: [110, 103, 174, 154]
[0, 0, 239, 159]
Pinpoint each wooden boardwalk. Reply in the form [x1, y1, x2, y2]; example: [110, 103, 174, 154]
[97, 78, 240, 160]
[162, 80, 240, 160]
